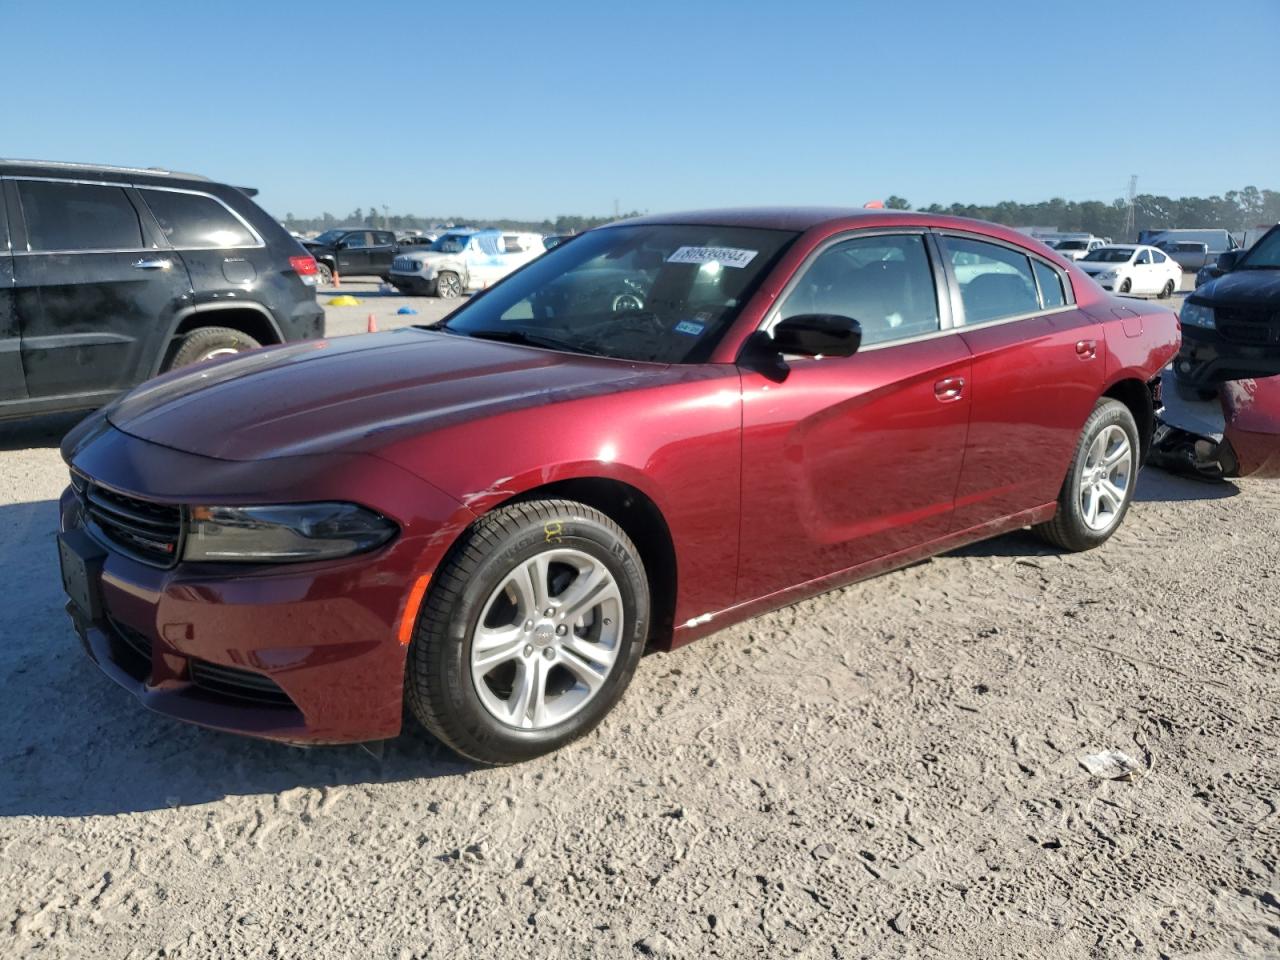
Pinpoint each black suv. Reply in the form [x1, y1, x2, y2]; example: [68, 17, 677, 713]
[301, 229, 399, 284]
[0, 159, 324, 422]
[1178, 224, 1280, 385]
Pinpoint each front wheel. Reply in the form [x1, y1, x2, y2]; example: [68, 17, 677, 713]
[1159, 279, 1175, 299]
[1034, 398, 1140, 552]
[405, 499, 649, 764]
[435, 271, 463, 299]
[1119, 278, 1132, 294]
[316, 261, 334, 285]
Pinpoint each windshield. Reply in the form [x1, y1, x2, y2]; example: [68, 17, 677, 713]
[312, 229, 346, 244]
[439, 223, 798, 364]
[431, 233, 472, 253]
[1083, 248, 1134, 263]
[1239, 228, 1280, 269]
[1055, 240, 1088, 250]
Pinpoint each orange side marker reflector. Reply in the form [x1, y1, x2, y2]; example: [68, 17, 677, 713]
[398, 573, 432, 646]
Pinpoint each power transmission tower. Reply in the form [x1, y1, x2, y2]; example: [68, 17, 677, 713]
[1124, 175, 1138, 237]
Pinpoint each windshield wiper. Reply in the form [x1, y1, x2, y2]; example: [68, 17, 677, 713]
[459, 328, 599, 356]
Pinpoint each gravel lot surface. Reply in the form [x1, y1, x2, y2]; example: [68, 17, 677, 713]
[2, 277, 1276, 959]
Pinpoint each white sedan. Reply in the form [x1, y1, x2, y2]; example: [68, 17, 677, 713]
[1076, 244, 1182, 298]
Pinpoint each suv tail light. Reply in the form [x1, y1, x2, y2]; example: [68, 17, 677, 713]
[289, 255, 320, 286]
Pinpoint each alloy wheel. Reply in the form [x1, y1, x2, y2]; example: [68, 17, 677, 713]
[470, 548, 623, 730]
[1079, 424, 1132, 532]
[437, 273, 462, 299]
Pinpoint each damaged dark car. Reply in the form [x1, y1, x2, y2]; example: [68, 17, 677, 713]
[1176, 224, 1280, 386]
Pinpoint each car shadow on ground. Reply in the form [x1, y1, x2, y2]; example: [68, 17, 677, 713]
[0, 411, 86, 452]
[945, 468, 1238, 560]
[0, 498, 473, 819]
[1134, 465, 1239, 503]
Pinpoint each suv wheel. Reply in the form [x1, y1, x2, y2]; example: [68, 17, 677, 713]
[316, 261, 334, 285]
[405, 499, 649, 764]
[1034, 398, 1140, 552]
[435, 271, 463, 299]
[166, 326, 262, 371]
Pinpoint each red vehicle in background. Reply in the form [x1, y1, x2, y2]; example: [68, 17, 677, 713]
[57, 209, 1180, 763]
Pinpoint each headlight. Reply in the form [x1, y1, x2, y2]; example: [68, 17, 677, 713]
[1098, 270, 1117, 281]
[1180, 302, 1216, 329]
[184, 503, 397, 563]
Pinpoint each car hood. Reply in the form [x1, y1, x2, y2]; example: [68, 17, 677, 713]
[1193, 268, 1280, 306]
[402, 250, 460, 263]
[106, 330, 667, 461]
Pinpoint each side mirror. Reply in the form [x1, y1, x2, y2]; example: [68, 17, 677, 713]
[1215, 250, 1242, 272]
[772, 314, 862, 358]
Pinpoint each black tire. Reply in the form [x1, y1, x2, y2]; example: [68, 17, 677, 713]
[405, 499, 649, 764]
[1119, 278, 1132, 294]
[1034, 398, 1140, 552]
[165, 326, 262, 371]
[316, 261, 334, 285]
[435, 271, 462, 299]
[1159, 279, 1175, 299]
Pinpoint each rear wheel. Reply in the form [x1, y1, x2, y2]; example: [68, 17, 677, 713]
[165, 326, 262, 371]
[435, 271, 463, 299]
[405, 499, 649, 764]
[1034, 398, 1140, 552]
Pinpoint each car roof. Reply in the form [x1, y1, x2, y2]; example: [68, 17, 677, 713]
[607, 207, 1070, 254]
[0, 158, 212, 184]
[614, 207, 919, 231]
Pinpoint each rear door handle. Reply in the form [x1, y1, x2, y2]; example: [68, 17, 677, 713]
[934, 376, 966, 402]
[1076, 339, 1098, 360]
[132, 258, 172, 270]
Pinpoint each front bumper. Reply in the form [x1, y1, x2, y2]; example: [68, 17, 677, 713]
[388, 272, 436, 294]
[1177, 322, 1280, 386]
[58, 423, 474, 744]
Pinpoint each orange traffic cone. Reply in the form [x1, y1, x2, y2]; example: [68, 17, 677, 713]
[332, 270, 341, 288]
[367, 313, 378, 333]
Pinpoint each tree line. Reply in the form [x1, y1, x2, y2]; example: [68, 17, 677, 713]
[280, 208, 643, 236]
[884, 187, 1279, 238]
[280, 187, 1278, 239]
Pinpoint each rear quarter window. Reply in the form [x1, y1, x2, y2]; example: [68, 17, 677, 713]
[139, 189, 256, 248]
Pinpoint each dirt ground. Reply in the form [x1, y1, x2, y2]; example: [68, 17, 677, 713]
[2, 279, 1276, 959]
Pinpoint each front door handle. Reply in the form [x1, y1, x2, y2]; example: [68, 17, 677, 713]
[1076, 339, 1098, 360]
[132, 258, 172, 270]
[934, 376, 966, 402]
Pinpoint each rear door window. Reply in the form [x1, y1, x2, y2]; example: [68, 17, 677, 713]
[941, 236, 1040, 324]
[138, 189, 256, 248]
[18, 180, 144, 252]
[778, 233, 940, 348]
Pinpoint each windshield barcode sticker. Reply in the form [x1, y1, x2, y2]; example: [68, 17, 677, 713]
[667, 246, 758, 269]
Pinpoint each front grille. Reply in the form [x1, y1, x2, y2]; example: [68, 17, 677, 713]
[1217, 305, 1280, 345]
[81, 481, 182, 566]
[189, 659, 294, 707]
[392, 256, 417, 272]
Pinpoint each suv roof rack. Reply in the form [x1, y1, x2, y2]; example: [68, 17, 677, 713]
[0, 159, 211, 181]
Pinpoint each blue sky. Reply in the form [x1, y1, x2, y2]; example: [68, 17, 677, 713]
[6, 0, 1278, 220]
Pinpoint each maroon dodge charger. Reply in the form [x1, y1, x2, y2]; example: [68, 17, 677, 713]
[58, 209, 1180, 763]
